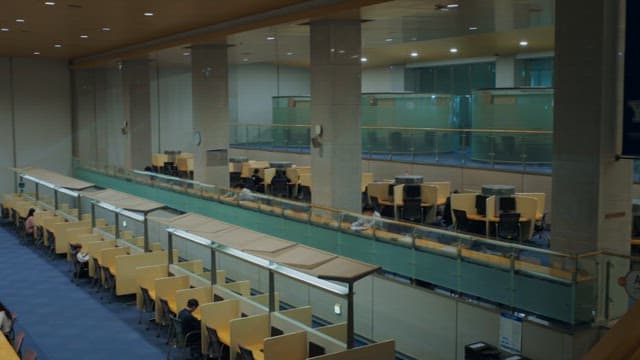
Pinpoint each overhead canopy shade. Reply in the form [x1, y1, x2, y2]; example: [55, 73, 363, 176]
[154, 212, 380, 284]
[83, 189, 165, 212]
[17, 167, 94, 190]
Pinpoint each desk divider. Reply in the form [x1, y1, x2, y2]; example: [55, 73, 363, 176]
[316, 322, 347, 343]
[42, 216, 64, 246]
[221, 280, 251, 297]
[175, 286, 212, 317]
[308, 339, 395, 360]
[230, 313, 270, 358]
[101, 247, 129, 272]
[155, 275, 190, 318]
[514, 195, 538, 240]
[263, 330, 307, 360]
[248, 293, 280, 309]
[278, 306, 312, 327]
[200, 299, 241, 354]
[176, 259, 203, 274]
[424, 181, 451, 205]
[52, 220, 91, 254]
[87, 240, 116, 266]
[151, 242, 163, 251]
[113, 249, 178, 295]
[485, 196, 496, 234]
[135, 264, 168, 309]
[450, 192, 477, 222]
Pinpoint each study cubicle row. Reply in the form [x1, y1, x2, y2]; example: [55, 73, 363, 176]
[71, 160, 615, 326]
[4, 168, 394, 360]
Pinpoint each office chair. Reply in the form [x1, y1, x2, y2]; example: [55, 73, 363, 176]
[497, 212, 521, 242]
[71, 245, 89, 283]
[34, 225, 44, 249]
[92, 257, 103, 290]
[238, 345, 255, 360]
[158, 298, 175, 340]
[139, 287, 156, 330]
[101, 265, 115, 303]
[402, 198, 423, 223]
[206, 326, 227, 360]
[271, 175, 290, 198]
[13, 331, 25, 357]
[46, 229, 56, 257]
[298, 185, 311, 202]
[452, 209, 469, 232]
[167, 314, 201, 360]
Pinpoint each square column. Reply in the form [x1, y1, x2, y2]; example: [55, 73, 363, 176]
[121, 59, 152, 170]
[191, 44, 229, 187]
[310, 20, 362, 213]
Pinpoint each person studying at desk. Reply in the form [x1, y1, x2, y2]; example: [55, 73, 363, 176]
[178, 298, 201, 358]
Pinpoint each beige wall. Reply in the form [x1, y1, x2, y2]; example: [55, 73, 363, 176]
[0, 57, 72, 194]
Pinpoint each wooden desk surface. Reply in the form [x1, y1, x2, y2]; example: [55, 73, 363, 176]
[467, 214, 530, 223]
[0, 331, 20, 360]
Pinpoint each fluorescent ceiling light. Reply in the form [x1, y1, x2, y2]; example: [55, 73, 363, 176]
[447, 3, 459, 8]
[143, 12, 154, 17]
[101, 27, 111, 32]
[16, 19, 25, 23]
[80, 34, 88, 39]
[468, 26, 478, 31]
[360, 57, 368, 62]
[33, 51, 40, 55]
[266, 36, 276, 40]
[44, 1, 56, 5]
[410, 51, 418, 57]
[449, 47, 458, 53]
[0, 28, 9, 32]
[54, 43, 62, 48]
[519, 40, 529, 47]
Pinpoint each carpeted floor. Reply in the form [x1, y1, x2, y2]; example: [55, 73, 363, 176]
[0, 225, 170, 360]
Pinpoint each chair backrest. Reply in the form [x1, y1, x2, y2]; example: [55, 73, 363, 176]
[402, 197, 422, 222]
[452, 209, 469, 231]
[170, 314, 185, 347]
[23, 349, 37, 360]
[206, 326, 222, 355]
[239, 345, 255, 360]
[140, 287, 154, 311]
[14, 331, 25, 353]
[404, 184, 421, 199]
[498, 212, 521, 240]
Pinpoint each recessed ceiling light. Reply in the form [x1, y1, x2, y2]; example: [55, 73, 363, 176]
[143, 12, 154, 17]
[101, 27, 111, 32]
[54, 43, 62, 48]
[410, 51, 419, 57]
[468, 26, 478, 31]
[449, 47, 458, 53]
[266, 36, 276, 41]
[242, 58, 249, 62]
[44, 1, 56, 5]
[519, 40, 529, 47]
[447, 3, 459, 8]
[286, 52, 294, 56]
[385, 38, 393, 42]
[16, 19, 25, 23]
[80, 34, 88, 39]
[0, 28, 9, 32]
[360, 57, 368, 63]
[183, 51, 190, 56]
[33, 51, 40, 55]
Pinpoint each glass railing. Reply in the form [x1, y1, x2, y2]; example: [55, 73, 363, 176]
[70, 158, 637, 326]
[229, 124, 553, 174]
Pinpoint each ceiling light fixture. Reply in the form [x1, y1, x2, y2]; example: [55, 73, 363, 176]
[0, 28, 9, 32]
[183, 52, 190, 56]
[447, 3, 459, 8]
[361, 57, 368, 63]
[266, 36, 276, 41]
[44, 1, 56, 5]
[519, 40, 529, 47]
[385, 38, 393, 42]
[410, 51, 419, 57]
[143, 12, 154, 17]
[101, 27, 111, 32]
[54, 43, 62, 48]
[33, 51, 40, 55]
[242, 58, 249, 62]
[286, 52, 294, 56]
[468, 26, 478, 31]
[16, 19, 25, 23]
[449, 47, 458, 53]
[80, 34, 88, 39]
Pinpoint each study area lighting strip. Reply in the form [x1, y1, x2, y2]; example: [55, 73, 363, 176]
[167, 227, 349, 297]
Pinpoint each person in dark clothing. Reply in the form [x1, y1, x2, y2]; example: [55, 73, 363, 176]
[178, 298, 201, 352]
[250, 168, 265, 193]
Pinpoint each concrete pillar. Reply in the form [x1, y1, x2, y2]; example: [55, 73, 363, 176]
[93, 68, 109, 165]
[552, 0, 631, 255]
[72, 69, 97, 163]
[310, 20, 362, 213]
[121, 59, 152, 170]
[191, 44, 229, 187]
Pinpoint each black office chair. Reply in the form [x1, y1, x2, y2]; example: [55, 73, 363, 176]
[497, 212, 521, 241]
[92, 257, 102, 290]
[34, 225, 44, 249]
[158, 298, 175, 339]
[297, 185, 311, 202]
[271, 175, 290, 198]
[206, 326, 227, 360]
[46, 229, 56, 257]
[238, 345, 255, 360]
[101, 265, 115, 303]
[139, 287, 156, 330]
[452, 209, 470, 232]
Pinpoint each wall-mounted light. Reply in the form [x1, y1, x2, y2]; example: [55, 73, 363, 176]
[333, 303, 342, 316]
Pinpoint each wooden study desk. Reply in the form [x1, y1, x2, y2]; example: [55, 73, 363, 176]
[244, 342, 265, 360]
[467, 214, 530, 223]
[0, 331, 20, 360]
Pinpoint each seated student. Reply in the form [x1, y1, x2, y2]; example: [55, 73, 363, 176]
[25, 208, 35, 236]
[250, 169, 265, 193]
[351, 205, 381, 231]
[178, 299, 201, 356]
[225, 184, 255, 202]
[0, 301, 13, 336]
[76, 245, 90, 263]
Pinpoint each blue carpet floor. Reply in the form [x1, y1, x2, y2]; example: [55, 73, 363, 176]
[0, 226, 168, 360]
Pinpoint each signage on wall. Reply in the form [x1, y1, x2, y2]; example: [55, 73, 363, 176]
[499, 312, 522, 354]
[622, 0, 640, 157]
